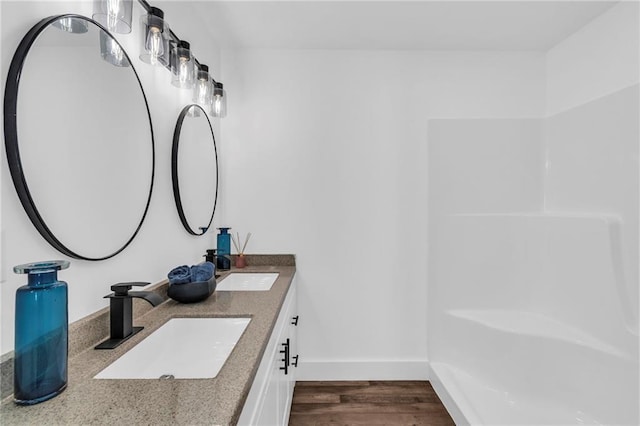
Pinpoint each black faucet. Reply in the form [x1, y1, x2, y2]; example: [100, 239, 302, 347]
[95, 282, 164, 350]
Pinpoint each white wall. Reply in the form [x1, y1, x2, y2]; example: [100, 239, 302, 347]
[220, 49, 545, 378]
[546, 1, 640, 115]
[0, 1, 223, 354]
[427, 119, 543, 216]
[544, 0, 640, 333]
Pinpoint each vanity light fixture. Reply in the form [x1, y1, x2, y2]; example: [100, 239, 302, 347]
[92, 0, 133, 34]
[211, 82, 227, 118]
[99, 29, 130, 67]
[193, 64, 213, 109]
[139, 6, 170, 66]
[52, 16, 88, 33]
[171, 40, 194, 89]
[134, 0, 227, 117]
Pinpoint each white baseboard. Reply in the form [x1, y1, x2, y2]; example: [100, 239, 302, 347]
[296, 359, 430, 381]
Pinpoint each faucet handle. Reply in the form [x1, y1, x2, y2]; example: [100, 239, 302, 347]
[109, 282, 151, 297]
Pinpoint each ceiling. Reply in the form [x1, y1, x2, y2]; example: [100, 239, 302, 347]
[174, 0, 618, 51]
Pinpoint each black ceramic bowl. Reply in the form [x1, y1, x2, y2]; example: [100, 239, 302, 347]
[167, 276, 216, 303]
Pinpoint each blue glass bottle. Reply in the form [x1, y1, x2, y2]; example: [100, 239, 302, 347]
[13, 260, 69, 405]
[217, 227, 231, 270]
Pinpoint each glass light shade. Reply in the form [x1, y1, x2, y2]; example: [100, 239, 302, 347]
[92, 0, 132, 34]
[212, 83, 227, 118]
[52, 17, 88, 34]
[99, 30, 130, 67]
[139, 7, 170, 67]
[187, 107, 203, 118]
[193, 64, 213, 109]
[171, 41, 194, 89]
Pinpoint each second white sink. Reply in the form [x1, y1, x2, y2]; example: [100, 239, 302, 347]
[216, 273, 279, 291]
[94, 317, 250, 379]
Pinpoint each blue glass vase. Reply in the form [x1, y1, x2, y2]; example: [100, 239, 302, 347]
[217, 227, 231, 270]
[13, 260, 69, 405]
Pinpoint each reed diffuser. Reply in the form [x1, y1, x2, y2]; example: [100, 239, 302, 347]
[231, 232, 252, 268]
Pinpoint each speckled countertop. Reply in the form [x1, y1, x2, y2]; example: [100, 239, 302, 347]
[0, 256, 296, 425]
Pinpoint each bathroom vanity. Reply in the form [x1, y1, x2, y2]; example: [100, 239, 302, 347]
[0, 256, 297, 425]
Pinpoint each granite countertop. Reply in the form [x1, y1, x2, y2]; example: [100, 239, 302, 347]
[0, 256, 296, 425]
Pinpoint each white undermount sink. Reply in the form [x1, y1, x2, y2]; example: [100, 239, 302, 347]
[216, 273, 279, 291]
[94, 317, 250, 379]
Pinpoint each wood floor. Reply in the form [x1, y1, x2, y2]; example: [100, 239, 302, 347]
[289, 381, 455, 426]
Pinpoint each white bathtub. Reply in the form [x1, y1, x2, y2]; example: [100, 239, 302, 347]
[428, 213, 639, 425]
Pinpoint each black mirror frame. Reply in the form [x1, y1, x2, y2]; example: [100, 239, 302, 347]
[171, 104, 219, 236]
[3, 14, 156, 261]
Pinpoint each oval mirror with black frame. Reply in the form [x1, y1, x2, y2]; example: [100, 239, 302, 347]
[4, 15, 155, 261]
[172, 104, 219, 236]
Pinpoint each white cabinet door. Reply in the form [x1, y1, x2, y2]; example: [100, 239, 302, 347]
[275, 336, 290, 425]
[255, 361, 279, 426]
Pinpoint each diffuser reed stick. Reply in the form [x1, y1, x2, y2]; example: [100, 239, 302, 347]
[241, 232, 252, 254]
[231, 232, 252, 255]
[231, 233, 241, 253]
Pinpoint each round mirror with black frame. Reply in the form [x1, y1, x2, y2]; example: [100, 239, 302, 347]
[172, 104, 219, 236]
[3, 14, 155, 261]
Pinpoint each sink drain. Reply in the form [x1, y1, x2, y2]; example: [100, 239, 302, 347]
[159, 374, 175, 380]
